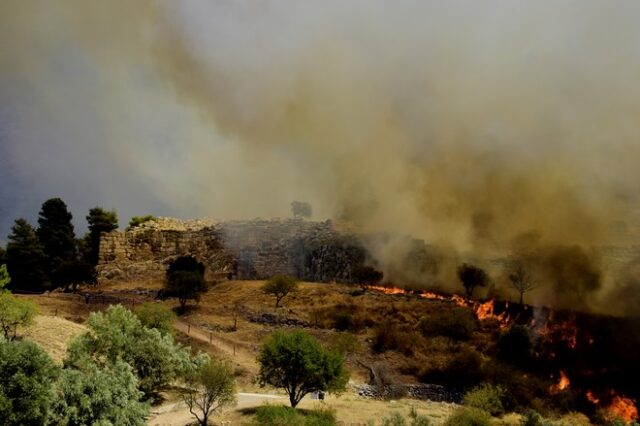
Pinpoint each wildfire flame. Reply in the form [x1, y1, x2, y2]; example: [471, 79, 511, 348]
[586, 390, 600, 404]
[586, 391, 638, 424]
[550, 371, 570, 393]
[365, 285, 512, 327]
[608, 395, 638, 423]
[366, 285, 407, 295]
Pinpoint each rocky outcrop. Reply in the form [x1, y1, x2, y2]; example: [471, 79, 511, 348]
[97, 217, 367, 283]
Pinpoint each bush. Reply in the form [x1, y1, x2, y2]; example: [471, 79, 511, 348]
[134, 302, 177, 335]
[54, 360, 149, 425]
[372, 319, 415, 354]
[65, 304, 197, 396]
[419, 346, 483, 388]
[254, 405, 304, 426]
[496, 325, 532, 366]
[252, 405, 336, 426]
[0, 292, 38, 340]
[382, 407, 431, 426]
[463, 383, 505, 416]
[419, 307, 477, 340]
[443, 407, 492, 426]
[0, 338, 59, 425]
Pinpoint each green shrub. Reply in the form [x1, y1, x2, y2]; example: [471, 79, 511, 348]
[0, 338, 58, 425]
[127, 215, 156, 230]
[254, 405, 303, 426]
[382, 407, 431, 426]
[65, 304, 197, 396]
[463, 383, 505, 416]
[134, 302, 177, 336]
[520, 409, 550, 426]
[305, 406, 337, 426]
[444, 407, 492, 426]
[419, 307, 477, 340]
[252, 405, 336, 426]
[0, 292, 38, 340]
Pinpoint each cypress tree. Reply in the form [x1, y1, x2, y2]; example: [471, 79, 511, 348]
[6, 219, 49, 292]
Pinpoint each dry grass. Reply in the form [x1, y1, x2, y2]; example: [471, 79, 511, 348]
[23, 315, 86, 364]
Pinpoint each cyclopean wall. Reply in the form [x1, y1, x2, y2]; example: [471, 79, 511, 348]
[96, 217, 367, 283]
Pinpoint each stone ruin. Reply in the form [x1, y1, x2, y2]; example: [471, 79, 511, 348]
[96, 217, 367, 283]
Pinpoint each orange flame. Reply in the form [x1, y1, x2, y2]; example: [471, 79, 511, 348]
[365, 286, 512, 328]
[586, 390, 600, 404]
[608, 395, 638, 423]
[420, 291, 447, 300]
[366, 285, 407, 295]
[550, 371, 570, 393]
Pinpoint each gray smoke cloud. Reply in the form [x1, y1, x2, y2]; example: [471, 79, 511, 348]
[2, 1, 640, 313]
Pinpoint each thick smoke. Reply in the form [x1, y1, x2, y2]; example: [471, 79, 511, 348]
[2, 1, 640, 313]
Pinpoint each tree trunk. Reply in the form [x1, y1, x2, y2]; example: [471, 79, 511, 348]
[519, 292, 524, 305]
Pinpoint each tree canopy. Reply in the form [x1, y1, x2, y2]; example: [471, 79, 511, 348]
[37, 197, 77, 265]
[165, 256, 208, 312]
[85, 207, 118, 265]
[66, 304, 197, 395]
[257, 330, 349, 408]
[457, 263, 489, 298]
[262, 274, 299, 308]
[6, 218, 49, 292]
[182, 359, 236, 426]
[0, 338, 59, 425]
[54, 359, 149, 426]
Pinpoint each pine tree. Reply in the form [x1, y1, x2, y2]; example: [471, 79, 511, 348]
[37, 198, 77, 265]
[85, 207, 118, 265]
[6, 219, 49, 292]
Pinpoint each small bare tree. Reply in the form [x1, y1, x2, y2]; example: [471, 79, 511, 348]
[509, 264, 538, 305]
[231, 300, 245, 331]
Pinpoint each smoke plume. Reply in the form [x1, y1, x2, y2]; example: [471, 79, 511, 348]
[2, 1, 640, 313]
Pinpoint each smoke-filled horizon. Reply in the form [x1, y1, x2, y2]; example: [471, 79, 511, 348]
[2, 1, 640, 314]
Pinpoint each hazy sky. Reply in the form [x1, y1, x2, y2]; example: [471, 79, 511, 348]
[2, 0, 640, 252]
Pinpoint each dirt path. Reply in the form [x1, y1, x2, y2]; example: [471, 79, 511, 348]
[174, 320, 259, 374]
[148, 392, 286, 425]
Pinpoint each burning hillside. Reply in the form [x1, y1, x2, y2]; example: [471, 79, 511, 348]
[365, 284, 639, 423]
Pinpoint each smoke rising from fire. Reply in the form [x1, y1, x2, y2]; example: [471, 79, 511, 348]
[2, 1, 640, 313]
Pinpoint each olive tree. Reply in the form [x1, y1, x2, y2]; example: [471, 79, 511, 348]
[182, 359, 237, 426]
[257, 330, 349, 408]
[0, 339, 58, 425]
[65, 304, 196, 396]
[457, 263, 489, 298]
[54, 360, 149, 425]
[262, 274, 298, 309]
[165, 256, 207, 312]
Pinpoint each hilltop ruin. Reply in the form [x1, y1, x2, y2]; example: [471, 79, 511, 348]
[96, 217, 366, 283]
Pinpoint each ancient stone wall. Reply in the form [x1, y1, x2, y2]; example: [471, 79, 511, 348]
[96, 217, 366, 283]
